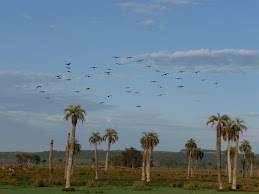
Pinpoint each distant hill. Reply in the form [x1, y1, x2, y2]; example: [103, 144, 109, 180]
[0, 149, 251, 169]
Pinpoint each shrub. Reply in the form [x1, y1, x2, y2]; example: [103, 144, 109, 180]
[198, 182, 218, 189]
[132, 181, 146, 191]
[183, 182, 197, 190]
[169, 181, 184, 188]
[34, 176, 47, 187]
[87, 179, 98, 187]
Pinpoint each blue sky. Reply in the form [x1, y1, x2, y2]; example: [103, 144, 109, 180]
[1, 0, 259, 153]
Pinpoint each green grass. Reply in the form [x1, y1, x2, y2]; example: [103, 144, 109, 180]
[0, 186, 255, 194]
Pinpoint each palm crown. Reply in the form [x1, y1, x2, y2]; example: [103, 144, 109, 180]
[89, 132, 103, 145]
[103, 129, 119, 144]
[64, 105, 87, 125]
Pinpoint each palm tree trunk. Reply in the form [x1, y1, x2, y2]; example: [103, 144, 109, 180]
[146, 148, 149, 181]
[64, 133, 70, 180]
[65, 125, 76, 188]
[216, 127, 223, 190]
[49, 140, 54, 180]
[95, 142, 98, 180]
[146, 145, 152, 182]
[227, 139, 232, 183]
[141, 146, 147, 180]
[190, 157, 193, 177]
[193, 159, 198, 176]
[243, 153, 246, 178]
[250, 162, 253, 177]
[105, 141, 111, 173]
[187, 151, 191, 179]
[231, 132, 239, 190]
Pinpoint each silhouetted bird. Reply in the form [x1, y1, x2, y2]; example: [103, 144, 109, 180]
[178, 71, 185, 73]
[125, 87, 130, 89]
[214, 82, 220, 85]
[113, 56, 120, 58]
[74, 91, 80, 93]
[137, 59, 144, 62]
[150, 81, 157, 83]
[107, 68, 112, 71]
[126, 56, 133, 59]
[45, 97, 50, 99]
[193, 71, 200, 74]
[85, 75, 91, 78]
[106, 95, 112, 98]
[66, 71, 71, 73]
[175, 78, 182, 80]
[66, 79, 71, 81]
[85, 88, 91, 90]
[135, 92, 140, 94]
[36, 86, 42, 89]
[115, 63, 122, 65]
[66, 63, 71, 66]
[91, 66, 98, 69]
[146, 65, 153, 68]
[162, 73, 169, 76]
[99, 102, 104, 104]
[136, 105, 141, 108]
[177, 86, 184, 88]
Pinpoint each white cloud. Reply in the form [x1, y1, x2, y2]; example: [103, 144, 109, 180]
[49, 24, 56, 29]
[127, 49, 259, 73]
[157, 0, 199, 6]
[237, 112, 259, 117]
[117, 2, 166, 15]
[137, 19, 154, 26]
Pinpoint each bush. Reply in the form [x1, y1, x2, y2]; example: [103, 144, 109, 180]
[132, 181, 146, 191]
[169, 181, 184, 188]
[198, 182, 218, 189]
[87, 179, 98, 187]
[34, 176, 47, 187]
[183, 182, 197, 190]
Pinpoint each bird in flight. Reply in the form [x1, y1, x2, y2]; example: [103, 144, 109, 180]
[85, 75, 91, 78]
[158, 94, 164, 96]
[66, 63, 71, 66]
[125, 87, 130, 89]
[178, 71, 185, 73]
[214, 82, 220, 85]
[150, 81, 157, 83]
[193, 71, 200, 74]
[146, 65, 153, 68]
[44, 97, 50, 99]
[66, 79, 71, 81]
[136, 105, 141, 108]
[74, 91, 80, 93]
[99, 102, 104, 104]
[162, 73, 169, 76]
[135, 92, 140, 94]
[158, 86, 164, 88]
[85, 88, 91, 90]
[106, 95, 112, 98]
[107, 68, 112, 71]
[115, 63, 122, 65]
[177, 86, 184, 88]
[175, 78, 182, 80]
[137, 59, 144, 62]
[201, 79, 207, 81]
[113, 56, 120, 58]
[66, 71, 71, 73]
[36, 86, 42, 89]
[105, 72, 112, 75]
[126, 56, 133, 59]
[91, 66, 98, 69]
[56, 75, 61, 78]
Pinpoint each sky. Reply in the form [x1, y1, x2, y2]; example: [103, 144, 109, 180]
[1, 0, 259, 153]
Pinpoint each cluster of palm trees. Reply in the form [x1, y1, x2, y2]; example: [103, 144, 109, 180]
[185, 139, 204, 179]
[63, 105, 119, 190]
[140, 131, 159, 182]
[15, 153, 32, 166]
[207, 113, 249, 190]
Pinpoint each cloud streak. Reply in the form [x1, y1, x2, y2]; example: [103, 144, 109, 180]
[127, 49, 259, 73]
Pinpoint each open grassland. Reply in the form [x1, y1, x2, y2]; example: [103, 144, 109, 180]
[1, 167, 259, 193]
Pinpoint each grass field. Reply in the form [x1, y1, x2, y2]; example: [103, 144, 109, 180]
[0, 167, 259, 193]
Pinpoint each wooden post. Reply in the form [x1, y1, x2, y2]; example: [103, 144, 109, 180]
[64, 133, 70, 179]
[49, 139, 54, 180]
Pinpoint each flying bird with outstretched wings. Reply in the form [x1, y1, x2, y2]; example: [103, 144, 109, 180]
[177, 86, 184, 88]
[36, 86, 42, 89]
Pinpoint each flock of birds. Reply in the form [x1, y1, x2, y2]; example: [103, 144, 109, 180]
[35, 56, 220, 108]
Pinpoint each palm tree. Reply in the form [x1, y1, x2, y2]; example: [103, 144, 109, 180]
[207, 113, 229, 190]
[231, 118, 247, 190]
[239, 139, 251, 178]
[146, 131, 159, 182]
[140, 132, 149, 181]
[64, 133, 70, 179]
[49, 139, 54, 180]
[247, 152, 256, 177]
[63, 105, 86, 190]
[103, 129, 119, 173]
[185, 138, 197, 179]
[193, 148, 204, 176]
[230, 146, 235, 167]
[222, 118, 235, 183]
[91, 157, 95, 169]
[69, 139, 81, 175]
[89, 132, 102, 180]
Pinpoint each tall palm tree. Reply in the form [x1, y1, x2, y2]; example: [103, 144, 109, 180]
[64, 105, 86, 190]
[230, 146, 235, 167]
[247, 152, 256, 177]
[231, 118, 247, 190]
[185, 138, 197, 179]
[140, 132, 149, 181]
[89, 132, 102, 180]
[69, 139, 81, 175]
[239, 139, 251, 178]
[64, 133, 70, 180]
[146, 131, 159, 182]
[103, 129, 119, 173]
[222, 118, 235, 183]
[207, 113, 229, 190]
[193, 148, 204, 176]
